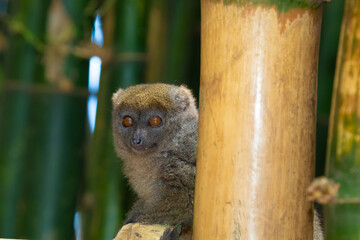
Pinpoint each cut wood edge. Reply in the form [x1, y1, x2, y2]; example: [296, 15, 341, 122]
[113, 223, 180, 240]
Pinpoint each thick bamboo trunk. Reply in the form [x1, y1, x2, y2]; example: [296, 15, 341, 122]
[194, 1, 323, 239]
[325, 0, 360, 238]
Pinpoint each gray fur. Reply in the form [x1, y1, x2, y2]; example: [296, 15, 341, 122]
[314, 210, 324, 240]
[112, 84, 198, 236]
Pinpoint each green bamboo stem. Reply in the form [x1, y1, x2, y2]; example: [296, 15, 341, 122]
[0, 0, 52, 237]
[81, 0, 148, 239]
[146, 0, 200, 93]
[0, 0, 90, 238]
[315, 0, 345, 177]
[325, 0, 360, 238]
[0, 20, 4, 91]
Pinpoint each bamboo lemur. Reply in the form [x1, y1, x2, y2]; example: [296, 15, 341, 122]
[112, 83, 323, 240]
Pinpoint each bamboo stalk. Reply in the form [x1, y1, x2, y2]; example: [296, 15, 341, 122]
[0, 0, 90, 238]
[81, 0, 148, 239]
[194, 1, 323, 239]
[325, 0, 360, 238]
[0, 0, 52, 237]
[146, 0, 200, 93]
[315, 0, 345, 177]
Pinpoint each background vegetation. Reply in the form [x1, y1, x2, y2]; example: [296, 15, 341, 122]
[0, 0, 349, 239]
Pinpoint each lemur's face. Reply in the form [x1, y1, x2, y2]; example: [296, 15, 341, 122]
[112, 83, 198, 158]
[113, 107, 167, 154]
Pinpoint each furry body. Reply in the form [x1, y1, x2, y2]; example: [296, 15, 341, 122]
[112, 84, 198, 236]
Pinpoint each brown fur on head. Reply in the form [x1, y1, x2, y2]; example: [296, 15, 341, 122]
[112, 83, 198, 170]
[112, 83, 195, 112]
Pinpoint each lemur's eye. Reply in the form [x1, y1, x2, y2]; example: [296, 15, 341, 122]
[149, 116, 162, 127]
[123, 116, 133, 127]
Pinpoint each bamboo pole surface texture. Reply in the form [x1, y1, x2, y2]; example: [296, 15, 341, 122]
[194, 1, 323, 239]
[325, 0, 360, 238]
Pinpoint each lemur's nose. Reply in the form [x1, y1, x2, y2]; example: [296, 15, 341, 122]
[131, 136, 143, 146]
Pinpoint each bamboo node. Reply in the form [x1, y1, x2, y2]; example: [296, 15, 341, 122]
[307, 176, 340, 204]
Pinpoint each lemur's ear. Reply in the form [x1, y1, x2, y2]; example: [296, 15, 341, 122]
[112, 88, 124, 108]
[170, 85, 196, 111]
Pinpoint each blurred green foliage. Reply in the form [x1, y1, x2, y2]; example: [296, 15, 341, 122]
[0, 0, 90, 238]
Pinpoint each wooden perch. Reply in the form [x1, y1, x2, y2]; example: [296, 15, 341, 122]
[113, 223, 180, 240]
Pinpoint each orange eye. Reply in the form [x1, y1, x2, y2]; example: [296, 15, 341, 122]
[149, 116, 162, 127]
[123, 116, 133, 127]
